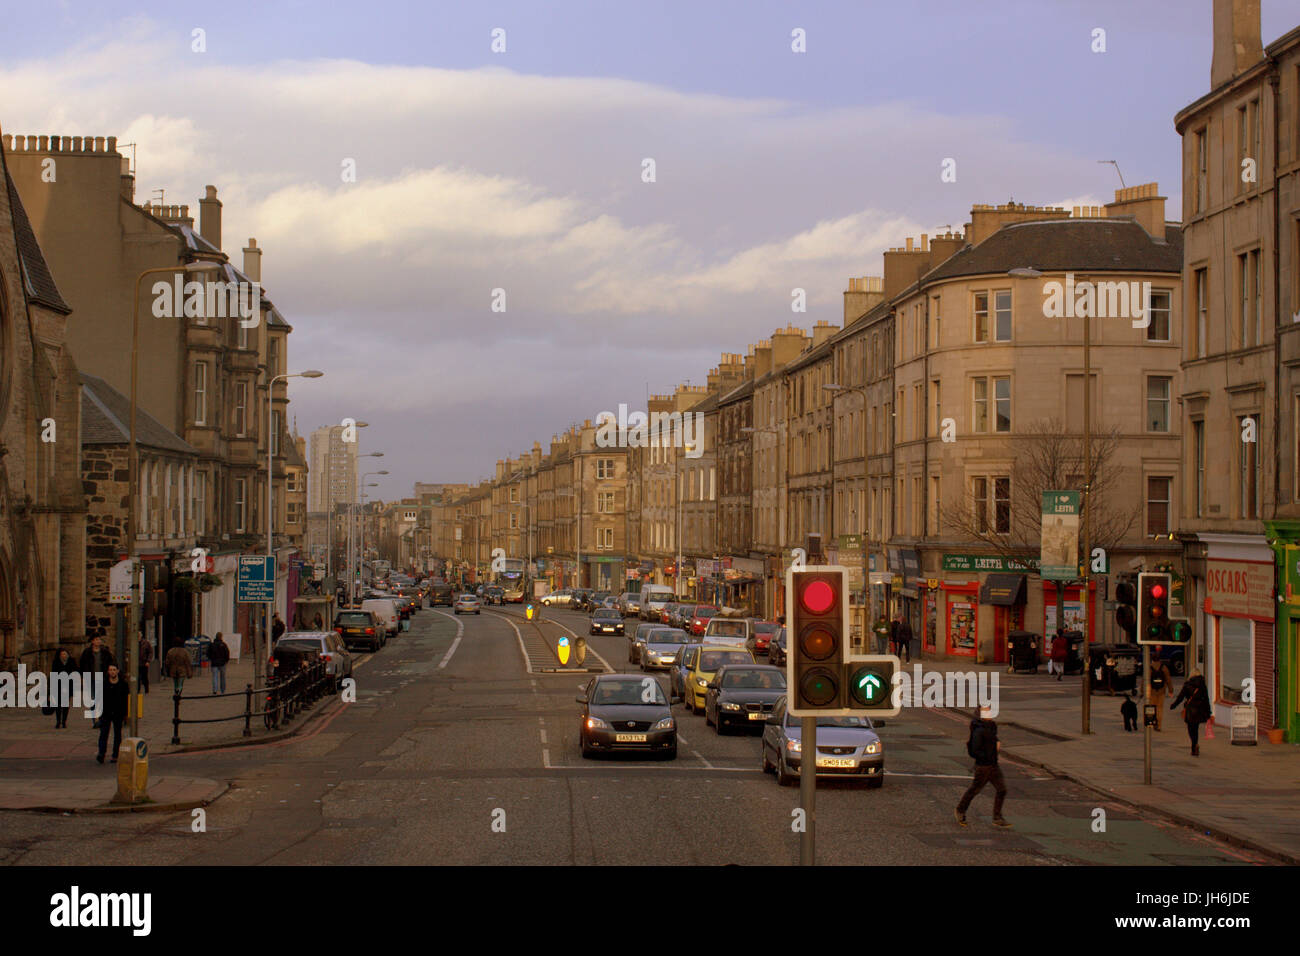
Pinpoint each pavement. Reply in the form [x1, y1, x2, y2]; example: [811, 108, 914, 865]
[0, 654, 331, 813]
[912, 654, 1300, 863]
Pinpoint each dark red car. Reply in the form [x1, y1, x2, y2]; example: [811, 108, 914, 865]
[749, 620, 780, 654]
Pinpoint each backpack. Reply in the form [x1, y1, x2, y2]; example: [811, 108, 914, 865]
[966, 726, 979, 760]
[1151, 670, 1166, 690]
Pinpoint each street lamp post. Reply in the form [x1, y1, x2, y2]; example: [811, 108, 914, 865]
[264, 370, 322, 672]
[359, 473, 388, 581]
[825, 382, 873, 648]
[128, 260, 220, 740]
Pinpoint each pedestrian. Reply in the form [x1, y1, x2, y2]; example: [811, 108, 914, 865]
[1121, 693, 1137, 731]
[272, 613, 285, 645]
[1148, 657, 1173, 731]
[95, 664, 129, 764]
[1170, 670, 1212, 756]
[890, 614, 902, 657]
[1048, 630, 1067, 680]
[164, 642, 193, 697]
[49, 648, 77, 729]
[78, 636, 115, 728]
[313, 612, 324, 631]
[137, 635, 153, 694]
[208, 632, 230, 694]
[897, 614, 913, 663]
[955, 704, 1011, 828]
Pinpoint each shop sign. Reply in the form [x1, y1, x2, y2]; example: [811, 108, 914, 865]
[942, 553, 1039, 573]
[1205, 560, 1273, 620]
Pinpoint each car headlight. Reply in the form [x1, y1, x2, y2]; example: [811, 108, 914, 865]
[652, 717, 675, 731]
[695, 677, 708, 688]
[865, 741, 881, 754]
[586, 717, 610, 730]
[721, 702, 742, 711]
[785, 738, 801, 753]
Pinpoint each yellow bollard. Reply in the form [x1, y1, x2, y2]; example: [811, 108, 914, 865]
[113, 738, 149, 804]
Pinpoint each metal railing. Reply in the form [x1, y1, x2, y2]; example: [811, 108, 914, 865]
[169, 661, 335, 745]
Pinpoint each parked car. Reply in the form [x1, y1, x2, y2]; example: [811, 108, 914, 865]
[455, 593, 482, 615]
[335, 610, 383, 652]
[705, 664, 787, 735]
[589, 608, 625, 636]
[277, 631, 354, 689]
[577, 674, 678, 759]
[761, 696, 884, 788]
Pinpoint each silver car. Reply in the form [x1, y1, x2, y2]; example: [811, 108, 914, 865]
[761, 695, 884, 788]
[454, 593, 482, 615]
[639, 628, 692, 671]
[275, 631, 353, 687]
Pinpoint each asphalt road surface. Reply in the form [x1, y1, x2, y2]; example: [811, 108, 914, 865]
[0, 605, 1269, 865]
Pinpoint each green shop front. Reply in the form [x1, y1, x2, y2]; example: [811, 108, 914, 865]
[1266, 520, 1300, 743]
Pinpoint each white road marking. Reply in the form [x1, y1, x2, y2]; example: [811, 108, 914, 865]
[885, 771, 972, 779]
[488, 609, 535, 674]
[430, 609, 465, 668]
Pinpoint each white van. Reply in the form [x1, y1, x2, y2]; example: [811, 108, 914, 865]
[639, 584, 676, 621]
[360, 598, 400, 639]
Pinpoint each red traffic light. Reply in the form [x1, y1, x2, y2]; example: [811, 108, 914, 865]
[800, 579, 835, 615]
[1150, 584, 1165, 600]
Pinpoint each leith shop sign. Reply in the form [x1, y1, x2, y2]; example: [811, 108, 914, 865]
[942, 554, 1039, 573]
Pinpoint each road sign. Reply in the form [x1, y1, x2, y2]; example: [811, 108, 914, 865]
[237, 555, 276, 603]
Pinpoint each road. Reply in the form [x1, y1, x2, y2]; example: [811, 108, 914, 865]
[0, 604, 1268, 865]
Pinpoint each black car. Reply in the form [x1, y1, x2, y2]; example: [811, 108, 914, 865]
[484, 586, 505, 605]
[577, 674, 679, 759]
[335, 609, 383, 652]
[589, 608, 625, 636]
[705, 664, 787, 734]
[429, 582, 455, 607]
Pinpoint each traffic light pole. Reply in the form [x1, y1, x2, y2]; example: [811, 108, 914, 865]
[1143, 645, 1152, 784]
[800, 716, 816, 866]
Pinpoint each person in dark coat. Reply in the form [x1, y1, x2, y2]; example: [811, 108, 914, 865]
[137, 636, 153, 694]
[49, 648, 77, 728]
[956, 705, 1011, 828]
[79, 637, 115, 727]
[1170, 670, 1212, 756]
[96, 664, 129, 764]
[1148, 658, 1173, 731]
[208, 632, 231, 694]
[272, 613, 286, 644]
[164, 643, 193, 696]
[896, 615, 913, 663]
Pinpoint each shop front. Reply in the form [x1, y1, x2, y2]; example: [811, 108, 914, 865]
[943, 582, 979, 658]
[1268, 520, 1300, 744]
[1199, 541, 1275, 731]
[1040, 581, 1097, 644]
[981, 573, 1028, 665]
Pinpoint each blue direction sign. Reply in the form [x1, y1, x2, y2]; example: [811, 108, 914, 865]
[237, 555, 276, 603]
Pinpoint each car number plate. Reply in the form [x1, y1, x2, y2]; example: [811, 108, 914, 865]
[615, 733, 647, 742]
[816, 757, 856, 768]
[748, 712, 767, 720]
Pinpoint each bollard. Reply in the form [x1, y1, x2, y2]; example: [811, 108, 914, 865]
[112, 737, 149, 804]
[171, 692, 182, 745]
[243, 684, 253, 737]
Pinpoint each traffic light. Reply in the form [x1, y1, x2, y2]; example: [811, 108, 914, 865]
[1114, 577, 1137, 638]
[845, 655, 900, 716]
[1168, 618, 1192, 644]
[1136, 572, 1171, 645]
[786, 567, 847, 715]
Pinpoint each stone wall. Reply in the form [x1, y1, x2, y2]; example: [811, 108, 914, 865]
[82, 444, 128, 639]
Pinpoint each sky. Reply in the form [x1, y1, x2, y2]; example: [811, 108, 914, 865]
[1, 1, 1296, 497]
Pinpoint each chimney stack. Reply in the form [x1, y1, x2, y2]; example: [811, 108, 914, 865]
[243, 238, 262, 283]
[1211, 0, 1262, 89]
[844, 276, 884, 324]
[200, 185, 222, 251]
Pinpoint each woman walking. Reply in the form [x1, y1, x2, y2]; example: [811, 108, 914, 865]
[1170, 670, 1212, 756]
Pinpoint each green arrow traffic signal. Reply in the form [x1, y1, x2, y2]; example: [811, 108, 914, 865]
[848, 666, 889, 708]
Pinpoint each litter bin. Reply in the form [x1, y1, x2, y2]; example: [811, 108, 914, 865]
[1063, 629, 1085, 675]
[1007, 630, 1040, 674]
[1088, 643, 1142, 695]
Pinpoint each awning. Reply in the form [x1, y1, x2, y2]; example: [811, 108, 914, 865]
[980, 573, 1027, 606]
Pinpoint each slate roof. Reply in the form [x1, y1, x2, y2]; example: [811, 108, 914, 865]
[80, 372, 197, 455]
[923, 218, 1182, 284]
[5, 169, 71, 314]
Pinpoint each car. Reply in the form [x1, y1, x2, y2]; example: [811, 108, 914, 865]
[639, 627, 693, 671]
[542, 589, 573, 607]
[618, 592, 642, 617]
[600, 596, 620, 610]
[680, 645, 756, 714]
[360, 598, 400, 639]
[658, 602, 680, 626]
[335, 610, 383, 652]
[591, 591, 612, 608]
[628, 622, 663, 665]
[483, 586, 505, 605]
[429, 582, 455, 606]
[704, 664, 787, 734]
[767, 627, 788, 667]
[277, 632, 354, 688]
[576, 674, 678, 759]
[746, 620, 781, 656]
[686, 605, 719, 636]
[454, 593, 482, 615]
[589, 608, 625, 636]
[702, 616, 752, 648]
[761, 696, 884, 788]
